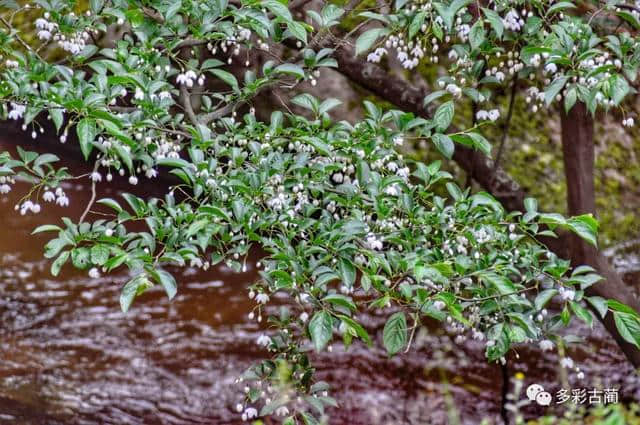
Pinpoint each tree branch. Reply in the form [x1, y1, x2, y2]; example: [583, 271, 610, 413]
[179, 85, 199, 126]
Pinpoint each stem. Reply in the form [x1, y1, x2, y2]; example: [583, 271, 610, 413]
[493, 77, 518, 173]
[79, 163, 99, 224]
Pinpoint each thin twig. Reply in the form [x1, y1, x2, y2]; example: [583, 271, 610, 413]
[201, 103, 236, 124]
[79, 162, 99, 224]
[464, 102, 479, 188]
[404, 313, 419, 353]
[493, 77, 518, 172]
[141, 6, 165, 23]
[455, 285, 536, 303]
[0, 16, 43, 60]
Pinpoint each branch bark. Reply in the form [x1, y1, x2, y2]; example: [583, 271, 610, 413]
[179, 85, 199, 126]
[333, 43, 640, 368]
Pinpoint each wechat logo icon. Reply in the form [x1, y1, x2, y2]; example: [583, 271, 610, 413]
[527, 383, 552, 406]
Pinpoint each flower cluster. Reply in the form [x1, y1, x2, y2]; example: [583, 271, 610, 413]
[8, 103, 25, 120]
[35, 12, 90, 54]
[176, 70, 204, 87]
[42, 187, 70, 207]
[0, 176, 14, 194]
[358, 0, 640, 128]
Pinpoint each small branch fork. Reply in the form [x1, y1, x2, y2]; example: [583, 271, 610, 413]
[79, 162, 99, 224]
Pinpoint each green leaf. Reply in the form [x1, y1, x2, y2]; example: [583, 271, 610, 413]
[114, 143, 133, 172]
[71, 248, 91, 269]
[338, 314, 372, 346]
[471, 192, 503, 212]
[469, 20, 486, 50]
[524, 197, 538, 213]
[446, 182, 463, 201]
[568, 273, 602, 290]
[570, 301, 593, 327]
[507, 312, 539, 338]
[434, 100, 454, 131]
[90, 245, 110, 266]
[50, 109, 64, 132]
[318, 98, 342, 115]
[467, 132, 492, 155]
[547, 1, 576, 15]
[76, 118, 96, 160]
[431, 133, 454, 159]
[423, 90, 446, 107]
[608, 300, 639, 317]
[609, 74, 630, 105]
[301, 412, 320, 425]
[90, 0, 104, 13]
[544, 75, 568, 106]
[309, 311, 333, 351]
[355, 28, 389, 55]
[486, 324, 509, 361]
[157, 158, 191, 169]
[274, 63, 305, 79]
[323, 293, 356, 311]
[408, 11, 426, 39]
[338, 258, 356, 288]
[564, 86, 577, 113]
[32, 224, 62, 234]
[165, 0, 182, 20]
[97, 198, 123, 213]
[535, 289, 557, 310]
[383, 311, 407, 355]
[44, 238, 70, 259]
[287, 21, 307, 43]
[292, 93, 318, 113]
[613, 311, 640, 348]
[617, 11, 640, 30]
[586, 296, 608, 319]
[104, 253, 127, 272]
[262, 0, 292, 21]
[120, 274, 152, 313]
[201, 58, 224, 70]
[211, 69, 239, 92]
[482, 8, 504, 38]
[33, 153, 59, 168]
[152, 269, 177, 300]
[480, 272, 517, 295]
[321, 3, 344, 24]
[566, 214, 598, 247]
[51, 251, 69, 276]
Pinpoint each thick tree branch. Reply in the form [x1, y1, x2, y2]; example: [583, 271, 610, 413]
[561, 103, 640, 368]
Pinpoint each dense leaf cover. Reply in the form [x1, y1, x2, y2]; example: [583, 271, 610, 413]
[1, 0, 640, 422]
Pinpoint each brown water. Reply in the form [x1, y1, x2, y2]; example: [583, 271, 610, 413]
[0, 139, 638, 425]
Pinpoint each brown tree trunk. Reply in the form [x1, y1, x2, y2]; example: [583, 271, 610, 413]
[333, 44, 640, 368]
[560, 103, 640, 368]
